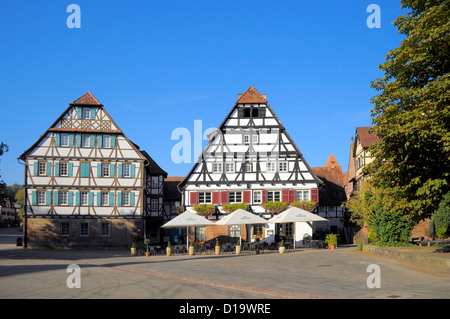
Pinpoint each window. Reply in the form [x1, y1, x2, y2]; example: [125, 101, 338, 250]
[198, 192, 211, 204]
[267, 162, 276, 172]
[252, 134, 258, 144]
[101, 223, 110, 237]
[196, 227, 206, 243]
[229, 191, 242, 203]
[225, 162, 234, 173]
[296, 190, 310, 201]
[253, 224, 265, 239]
[61, 133, 69, 147]
[122, 192, 130, 206]
[101, 192, 109, 206]
[267, 191, 280, 202]
[59, 191, 68, 205]
[151, 199, 158, 210]
[212, 163, 222, 173]
[152, 176, 159, 188]
[229, 225, 241, 238]
[245, 162, 252, 172]
[81, 134, 90, 148]
[61, 223, 70, 237]
[279, 162, 288, 172]
[252, 108, 259, 117]
[244, 135, 250, 144]
[102, 164, 110, 177]
[243, 108, 251, 118]
[253, 190, 262, 204]
[83, 108, 91, 119]
[60, 162, 68, 176]
[80, 223, 89, 237]
[103, 135, 111, 148]
[123, 164, 131, 178]
[37, 191, 46, 205]
[80, 192, 88, 206]
[38, 162, 46, 175]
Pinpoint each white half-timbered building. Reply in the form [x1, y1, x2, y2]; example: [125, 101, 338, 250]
[19, 92, 147, 248]
[178, 86, 323, 246]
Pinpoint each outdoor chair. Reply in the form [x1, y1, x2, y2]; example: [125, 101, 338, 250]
[242, 242, 250, 252]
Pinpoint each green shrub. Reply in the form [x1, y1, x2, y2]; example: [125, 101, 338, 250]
[371, 204, 413, 246]
[432, 192, 450, 239]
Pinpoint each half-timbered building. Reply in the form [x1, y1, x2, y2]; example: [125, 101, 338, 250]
[178, 86, 323, 246]
[19, 92, 147, 248]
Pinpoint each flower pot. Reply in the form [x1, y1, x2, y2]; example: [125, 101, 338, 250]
[166, 247, 172, 256]
[215, 246, 220, 255]
[189, 246, 194, 256]
[279, 246, 286, 254]
[328, 245, 335, 250]
[236, 245, 241, 255]
[131, 247, 137, 256]
[145, 252, 150, 257]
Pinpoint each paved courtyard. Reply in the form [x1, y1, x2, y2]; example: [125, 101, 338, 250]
[0, 228, 448, 300]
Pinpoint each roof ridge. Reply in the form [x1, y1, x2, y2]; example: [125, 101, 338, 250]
[72, 92, 101, 105]
[236, 86, 267, 104]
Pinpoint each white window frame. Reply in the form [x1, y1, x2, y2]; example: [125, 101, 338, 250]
[83, 108, 91, 119]
[103, 135, 111, 148]
[245, 162, 252, 172]
[102, 163, 110, 177]
[80, 223, 89, 237]
[212, 163, 222, 173]
[198, 192, 212, 204]
[59, 162, 68, 176]
[296, 190, 310, 202]
[122, 192, 130, 206]
[267, 190, 280, 202]
[81, 134, 90, 148]
[123, 164, 131, 178]
[37, 191, 46, 205]
[267, 162, 276, 172]
[253, 190, 262, 204]
[80, 192, 88, 206]
[101, 192, 109, 206]
[229, 191, 242, 203]
[59, 191, 68, 206]
[244, 135, 250, 144]
[225, 162, 235, 173]
[60, 133, 69, 147]
[38, 162, 46, 176]
[252, 134, 258, 144]
[151, 199, 158, 211]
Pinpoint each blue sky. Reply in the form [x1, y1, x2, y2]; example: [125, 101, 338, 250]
[0, 0, 405, 185]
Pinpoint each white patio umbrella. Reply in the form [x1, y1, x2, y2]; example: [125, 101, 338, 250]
[215, 209, 268, 246]
[161, 210, 215, 251]
[267, 206, 328, 249]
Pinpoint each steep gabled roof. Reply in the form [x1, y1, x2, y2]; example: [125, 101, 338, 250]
[356, 127, 380, 148]
[236, 86, 267, 104]
[72, 92, 102, 105]
[311, 155, 346, 206]
[140, 150, 168, 177]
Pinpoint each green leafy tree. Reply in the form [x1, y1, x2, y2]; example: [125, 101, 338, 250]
[432, 191, 450, 238]
[0, 142, 9, 202]
[368, 0, 450, 223]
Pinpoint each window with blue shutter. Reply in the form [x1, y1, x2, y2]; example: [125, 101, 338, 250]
[68, 191, 73, 206]
[33, 162, 38, 176]
[97, 163, 102, 177]
[77, 107, 82, 119]
[131, 164, 136, 178]
[69, 134, 74, 147]
[75, 192, 80, 206]
[55, 133, 60, 147]
[80, 163, 90, 177]
[97, 135, 102, 148]
[46, 191, 52, 205]
[55, 162, 60, 177]
[109, 192, 115, 206]
[111, 135, 116, 148]
[91, 108, 96, 119]
[117, 192, 122, 206]
[117, 163, 122, 178]
[110, 164, 115, 177]
[89, 192, 94, 206]
[68, 163, 73, 176]
[90, 134, 96, 148]
[76, 133, 81, 147]
[130, 192, 135, 206]
[97, 192, 102, 206]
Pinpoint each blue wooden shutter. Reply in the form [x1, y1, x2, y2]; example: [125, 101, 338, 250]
[47, 162, 52, 176]
[76, 134, 81, 147]
[109, 192, 115, 206]
[77, 107, 82, 119]
[111, 135, 116, 148]
[68, 191, 73, 206]
[33, 162, 38, 175]
[117, 163, 122, 178]
[117, 192, 122, 206]
[131, 164, 136, 178]
[31, 190, 37, 205]
[91, 108, 96, 119]
[130, 192, 135, 206]
[55, 133, 60, 147]
[69, 134, 74, 147]
[80, 163, 90, 177]
[110, 163, 115, 177]
[68, 163, 73, 176]
[54, 191, 59, 205]
[97, 192, 102, 206]
[89, 192, 94, 206]
[97, 163, 102, 177]
[46, 191, 52, 205]
[97, 135, 103, 148]
[75, 192, 80, 206]
[55, 162, 60, 177]
[90, 134, 96, 148]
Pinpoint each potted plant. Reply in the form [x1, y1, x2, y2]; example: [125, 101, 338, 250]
[144, 239, 150, 257]
[131, 242, 137, 256]
[215, 239, 220, 255]
[166, 241, 172, 256]
[279, 240, 285, 254]
[189, 241, 195, 256]
[236, 240, 241, 255]
[325, 234, 337, 249]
